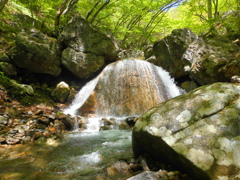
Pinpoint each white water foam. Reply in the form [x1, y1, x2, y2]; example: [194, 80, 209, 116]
[77, 151, 102, 165]
[63, 77, 99, 116]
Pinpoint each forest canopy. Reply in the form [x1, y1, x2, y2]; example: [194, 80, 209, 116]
[0, 0, 239, 49]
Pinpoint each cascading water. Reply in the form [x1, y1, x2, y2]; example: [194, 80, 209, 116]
[64, 59, 182, 118]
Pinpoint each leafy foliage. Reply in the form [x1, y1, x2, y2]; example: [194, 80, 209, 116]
[0, 0, 239, 50]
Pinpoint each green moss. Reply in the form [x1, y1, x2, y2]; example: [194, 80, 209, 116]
[0, 72, 54, 106]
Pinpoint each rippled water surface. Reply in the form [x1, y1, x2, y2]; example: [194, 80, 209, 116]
[0, 129, 133, 180]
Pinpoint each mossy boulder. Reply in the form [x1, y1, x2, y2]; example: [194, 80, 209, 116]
[0, 72, 34, 96]
[152, 28, 240, 86]
[0, 62, 17, 76]
[60, 15, 118, 79]
[61, 15, 118, 61]
[132, 83, 240, 180]
[61, 47, 105, 79]
[51, 81, 70, 103]
[152, 28, 198, 78]
[11, 29, 61, 76]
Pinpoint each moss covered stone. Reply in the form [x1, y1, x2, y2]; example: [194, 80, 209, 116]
[132, 82, 240, 180]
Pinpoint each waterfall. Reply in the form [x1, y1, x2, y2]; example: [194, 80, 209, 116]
[64, 77, 99, 116]
[64, 59, 182, 117]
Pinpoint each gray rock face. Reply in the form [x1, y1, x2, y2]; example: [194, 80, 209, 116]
[11, 29, 61, 76]
[60, 16, 118, 79]
[184, 37, 240, 85]
[152, 28, 240, 85]
[132, 83, 240, 180]
[61, 47, 105, 79]
[61, 16, 118, 61]
[153, 28, 198, 78]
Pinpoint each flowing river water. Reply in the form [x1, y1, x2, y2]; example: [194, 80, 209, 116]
[0, 59, 182, 179]
[0, 123, 133, 179]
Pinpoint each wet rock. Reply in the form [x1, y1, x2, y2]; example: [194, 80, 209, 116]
[129, 163, 143, 173]
[101, 117, 114, 126]
[127, 171, 159, 180]
[43, 130, 51, 137]
[99, 125, 111, 131]
[78, 59, 181, 116]
[107, 167, 119, 177]
[156, 169, 168, 178]
[32, 132, 43, 140]
[132, 82, 240, 180]
[125, 117, 137, 127]
[119, 121, 131, 130]
[67, 88, 78, 102]
[146, 56, 158, 65]
[57, 112, 75, 130]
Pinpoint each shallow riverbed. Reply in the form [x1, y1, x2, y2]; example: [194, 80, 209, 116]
[0, 129, 133, 180]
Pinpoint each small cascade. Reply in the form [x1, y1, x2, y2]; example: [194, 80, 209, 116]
[64, 59, 182, 118]
[64, 77, 99, 116]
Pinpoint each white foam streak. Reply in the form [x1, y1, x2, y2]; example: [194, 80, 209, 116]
[78, 151, 101, 165]
[63, 77, 99, 116]
[155, 66, 182, 98]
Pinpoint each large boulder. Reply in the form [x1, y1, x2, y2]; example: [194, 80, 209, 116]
[185, 37, 240, 85]
[132, 83, 240, 180]
[61, 47, 105, 79]
[11, 29, 61, 76]
[61, 16, 118, 61]
[60, 16, 118, 79]
[152, 28, 240, 85]
[152, 28, 198, 78]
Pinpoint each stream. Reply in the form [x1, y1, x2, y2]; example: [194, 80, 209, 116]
[0, 119, 133, 180]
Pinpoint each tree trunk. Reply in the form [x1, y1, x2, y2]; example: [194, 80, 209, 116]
[207, 0, 213, 20]
[55, 0, 69, 35]
[86, 0, 101, 20]
[0, 0, 8, 12]
[90, 0, 110, 24]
